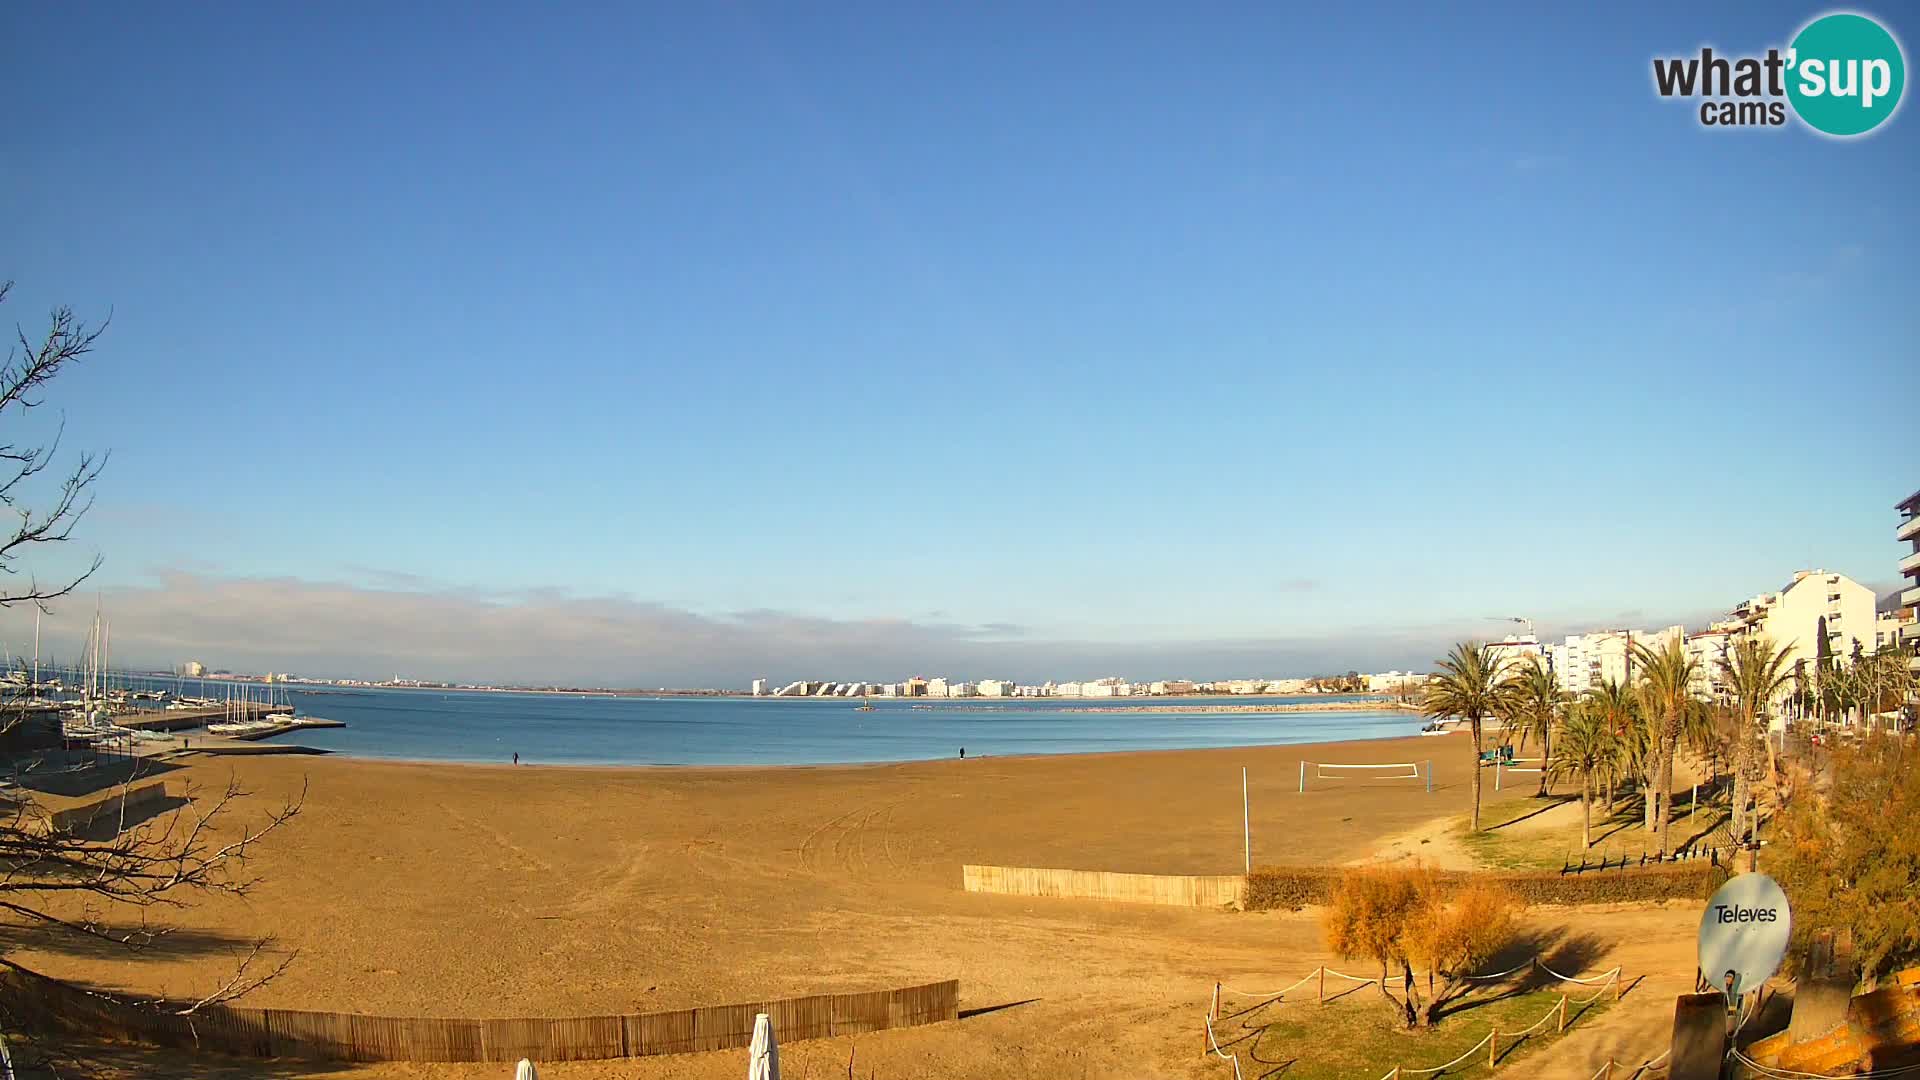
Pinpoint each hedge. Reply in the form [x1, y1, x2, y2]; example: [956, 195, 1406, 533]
[1244, 861, 1726, 912]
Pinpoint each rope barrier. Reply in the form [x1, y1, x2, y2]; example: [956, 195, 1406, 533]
[1567, 971, 1621, 1006]
[1728, 1046, 1920, 1079]
[1324, 967, 1406, 984]
[1538, 961, 1622, 984]
[1628, 1047, 1670, 1078]
[1217, 968, 1325, 999]
[1203, 963, 1625, 1080]
[1202, 1010, 1246, 1080]
[1398, 1030, 1495, 1075]
[1461, 959, 1535, 982]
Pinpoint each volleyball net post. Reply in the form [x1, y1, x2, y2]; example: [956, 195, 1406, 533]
[1298, 760, 1432, 793]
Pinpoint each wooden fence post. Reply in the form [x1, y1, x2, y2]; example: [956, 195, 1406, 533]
[1556, 995, 1567, 1033]
[1489, 1031, 1497, 1068]
[1318, 966, 1325, 1004]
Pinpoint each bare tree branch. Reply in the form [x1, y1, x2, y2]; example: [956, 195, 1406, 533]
[0, 283, 304, 1071]
[0, 280, 109, 611]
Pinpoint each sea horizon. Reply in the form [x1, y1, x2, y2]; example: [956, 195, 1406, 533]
[248, 685, 1425, 766]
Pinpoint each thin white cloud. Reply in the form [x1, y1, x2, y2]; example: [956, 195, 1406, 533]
[0, 569, 1489, 687]
[1, 569, 1727, 687]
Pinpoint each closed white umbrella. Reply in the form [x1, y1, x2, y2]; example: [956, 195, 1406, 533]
[514, 1059, 538, 1080]
[748, 1012, 780, 1080]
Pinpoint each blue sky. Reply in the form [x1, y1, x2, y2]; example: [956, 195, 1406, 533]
[2, 3, 1915, 683]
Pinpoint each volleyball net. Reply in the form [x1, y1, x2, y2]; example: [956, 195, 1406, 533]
[1298, 760, 1432, 793]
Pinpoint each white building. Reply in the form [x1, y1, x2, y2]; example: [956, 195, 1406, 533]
[1685, 627, 1740, 701]
[182, 660, 207, 678]
[926, 677, 950, 698]
[1263, 677, 1311, 694]
[1484, 636, 1544, 675]
[976, 679, 1014, 697]
[1900, 490, 1920, 673]
[1546, 626, 1684, 697]
[1363, 671, 1427, 693]
[1876, 611, 1913, 654]
[1723, 569, 1878, 726]
[750, 678, 767, 696]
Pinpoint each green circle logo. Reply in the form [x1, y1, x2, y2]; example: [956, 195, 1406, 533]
[1787, 13, 1906, 136]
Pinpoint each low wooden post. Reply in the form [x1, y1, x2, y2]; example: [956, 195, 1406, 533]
[1556, 994, 1567, 1032]
[1318, 966, 1325, 1004]
[1489, 1031, 1498, 1068]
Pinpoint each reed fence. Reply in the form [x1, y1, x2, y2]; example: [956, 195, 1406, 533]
[962, 864, 1246, 908]
[0, 962, 956, 1062]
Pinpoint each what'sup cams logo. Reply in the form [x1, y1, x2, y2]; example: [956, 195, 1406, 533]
[1653, 11, 1906, 136]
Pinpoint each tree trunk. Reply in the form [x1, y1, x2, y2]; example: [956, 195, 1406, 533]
[1379, 962, 1417, 1028]
[1645, 753, 1659, 834]
[1405, 961, 1429, 1028]
[1581, 776, 1592, 849]
[1731, 755, 1750, 846]
[1538, 721, 1552, 797]
[1470, 715, 1484, 832]
[1657, 737, 1676, 857]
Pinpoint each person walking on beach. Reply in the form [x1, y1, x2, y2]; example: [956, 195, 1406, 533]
[959, 747, 965, 759]
[513, 752, 519, 765]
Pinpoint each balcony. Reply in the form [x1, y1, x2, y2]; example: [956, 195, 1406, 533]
[1902, 548, 1920, 576]
[1904, 585, 1920, 609]
[1901, 514, 1920, 543]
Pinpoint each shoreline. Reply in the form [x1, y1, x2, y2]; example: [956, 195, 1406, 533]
[1054, 700, 1418, 714]
[243, 723, 1459, 772]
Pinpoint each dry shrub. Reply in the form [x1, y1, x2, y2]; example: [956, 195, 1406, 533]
[1246, 860, 1719, 912]
[1321, 862, 1522, 1028]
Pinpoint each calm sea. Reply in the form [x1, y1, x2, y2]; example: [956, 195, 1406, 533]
[202, 687, 1420, 766]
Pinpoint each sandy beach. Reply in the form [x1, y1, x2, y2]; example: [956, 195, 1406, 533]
[13, 733, 1705, 1078]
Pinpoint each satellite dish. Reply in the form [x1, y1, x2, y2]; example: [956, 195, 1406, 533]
[1698, 873, 1792, 998]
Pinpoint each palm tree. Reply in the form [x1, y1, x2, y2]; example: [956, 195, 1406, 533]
[1501, 658, 1566, 796]
[1586, 678, 1638, 814]
[1718, 636, 1793, 845]
[1424, 641, 1525, 832]
[1549, 702, 1614, 849]
[1632, 638, 1699, 858]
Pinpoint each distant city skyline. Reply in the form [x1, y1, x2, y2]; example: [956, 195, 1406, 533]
[3, 3, 1914, 683]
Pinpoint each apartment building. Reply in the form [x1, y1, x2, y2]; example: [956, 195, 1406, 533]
[1722, 569, 1877, 727]
[1900, 489, 1920, 672]
[1547, 626, 1685, 696]
[1685, 626, 1740, 702]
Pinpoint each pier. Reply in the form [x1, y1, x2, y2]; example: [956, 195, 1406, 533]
[114, 702, 294, 732]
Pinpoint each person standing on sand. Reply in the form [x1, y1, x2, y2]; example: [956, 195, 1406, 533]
[513, 752, 519, 765]
[959, 747, 965, 759]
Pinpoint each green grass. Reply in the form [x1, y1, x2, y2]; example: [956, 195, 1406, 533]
[1212, 984, 1613, 1080]
[1455, 783, 1740, 873]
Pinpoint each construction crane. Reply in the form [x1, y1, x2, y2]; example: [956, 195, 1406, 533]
[1486, 616, 1536, 640]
